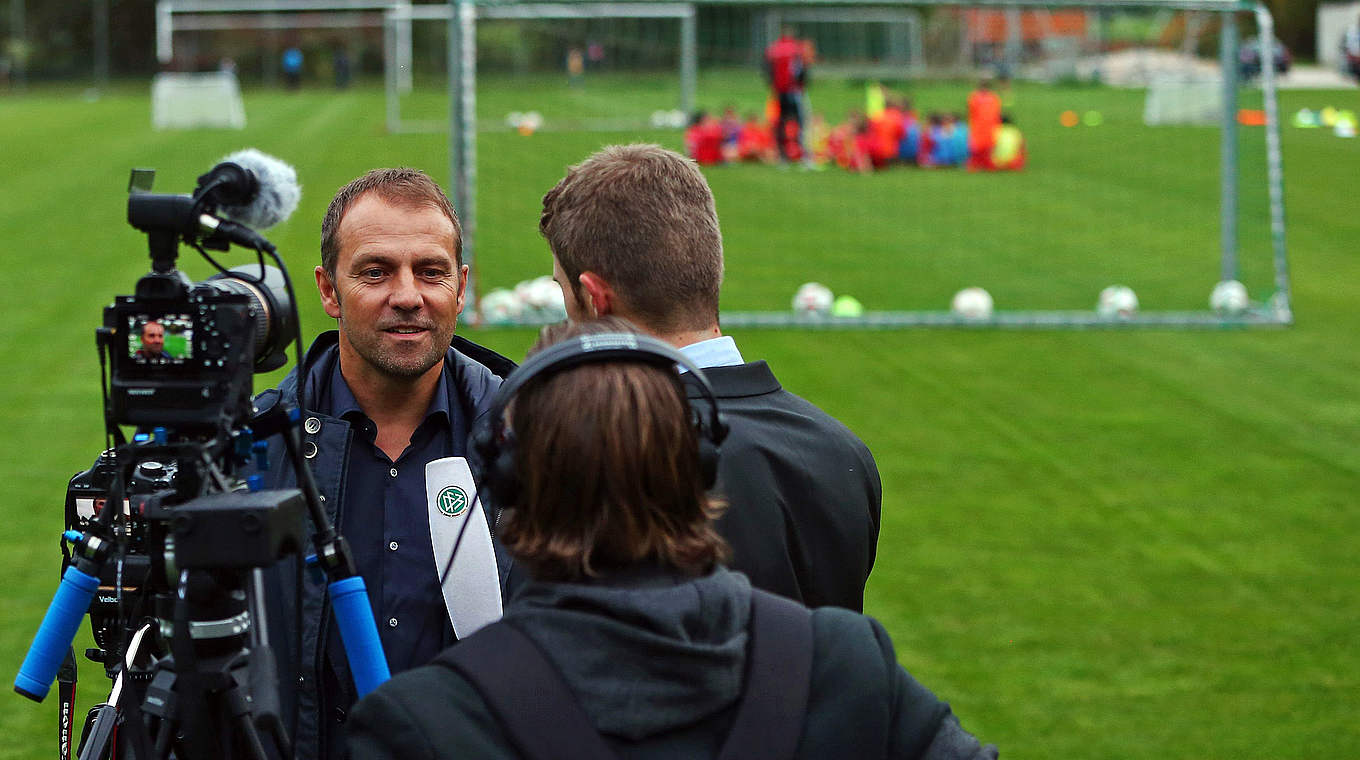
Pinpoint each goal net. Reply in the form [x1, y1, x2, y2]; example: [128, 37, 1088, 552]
[151, 71, 246, 130]
[384, 3, 697, 135]
[446, 1, 1288, 330]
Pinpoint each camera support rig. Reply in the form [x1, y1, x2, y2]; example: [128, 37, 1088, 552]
[15, 160, 390, 760]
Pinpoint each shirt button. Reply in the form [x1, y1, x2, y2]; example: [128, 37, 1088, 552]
[388, 617, 398, 628]
[304, 417, 322, 435]
[389, 467, 398, 478]
[388, 541, 399, 551]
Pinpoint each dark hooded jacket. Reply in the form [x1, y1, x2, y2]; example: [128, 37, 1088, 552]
[253, 331, 514, 760]
[346, 567, 998, 760]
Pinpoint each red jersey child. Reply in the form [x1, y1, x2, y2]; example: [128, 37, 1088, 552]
[685, 112, 725, 166]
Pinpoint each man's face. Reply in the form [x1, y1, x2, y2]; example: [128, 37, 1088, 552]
[551, 255, 590, 323]
[141, 322, 165, 354]
[317, 194, 466, 382]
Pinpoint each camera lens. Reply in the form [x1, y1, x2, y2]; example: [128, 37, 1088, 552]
[202, 266, 295, 373]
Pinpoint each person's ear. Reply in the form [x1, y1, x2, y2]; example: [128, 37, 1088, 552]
[316, 266, 341, 319]
[577, 271, 616, 318]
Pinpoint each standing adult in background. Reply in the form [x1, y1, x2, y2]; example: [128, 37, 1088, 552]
[333, 44, 351, 89]
[282, 46, 304, 90]
[253, 168, 514, 760]
[966, 79, 1002, 170]
[1344, 15, 1360, 82]
[765, 26, 814, 167]
[540, 144, 881, 612]
[347, 319, 997, 760]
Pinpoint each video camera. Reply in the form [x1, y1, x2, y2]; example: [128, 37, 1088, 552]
[15, 153, 390, 760]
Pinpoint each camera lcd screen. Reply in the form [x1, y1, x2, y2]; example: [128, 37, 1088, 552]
[128, 314, 193, 363]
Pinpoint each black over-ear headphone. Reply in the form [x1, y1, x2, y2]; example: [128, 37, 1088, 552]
[472, 332, 728, 510]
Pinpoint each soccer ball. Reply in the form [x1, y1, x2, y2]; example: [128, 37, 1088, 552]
[532, 277, 568, 322]
[831, 295, 864, 318]
[1210, 280, 1249, 313]
[514, 276, 567, 322]
[792, 282, 835, 316]
[479, 288, 523, 325]
[1096, 285, 1139, 319]
[650, 109, 688, 128]
[950, 287, 994, 320]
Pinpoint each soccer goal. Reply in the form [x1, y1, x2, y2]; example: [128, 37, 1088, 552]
[151, 70, 247, 129]
[435, 0, 1289, 330]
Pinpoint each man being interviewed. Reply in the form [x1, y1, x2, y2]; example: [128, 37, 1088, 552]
[539, 144, 881, 611]
[253, 168, 515, 760]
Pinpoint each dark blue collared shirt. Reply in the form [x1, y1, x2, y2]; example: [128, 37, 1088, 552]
[321, 365, 468, 674]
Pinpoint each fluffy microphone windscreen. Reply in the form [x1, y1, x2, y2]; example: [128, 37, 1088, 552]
[216, 148, 301, 230]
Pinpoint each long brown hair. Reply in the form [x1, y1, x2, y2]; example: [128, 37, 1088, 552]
[497, 318, 728, 581]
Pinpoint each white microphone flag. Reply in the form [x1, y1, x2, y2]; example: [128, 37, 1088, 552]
[425, 457, 502, 639]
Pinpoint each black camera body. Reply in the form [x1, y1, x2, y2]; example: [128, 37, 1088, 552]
[105, 285, 258, 431]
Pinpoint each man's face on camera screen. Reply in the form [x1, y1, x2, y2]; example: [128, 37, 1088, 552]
[318, 194, 467, 382]
[139, 321, 165, 356]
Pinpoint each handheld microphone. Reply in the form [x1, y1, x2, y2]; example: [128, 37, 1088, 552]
[196, 149, 301, 231]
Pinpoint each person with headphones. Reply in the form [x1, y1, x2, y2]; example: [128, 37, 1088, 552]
[345, 318, 997, 760]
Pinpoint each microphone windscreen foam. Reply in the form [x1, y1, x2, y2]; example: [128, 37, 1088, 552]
[216, 148, 301, 230]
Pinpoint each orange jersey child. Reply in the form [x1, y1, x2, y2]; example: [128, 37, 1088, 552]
[967, 80, 1003, 168]
[868, 104, 906, 168]
[737, 114, 775, 162]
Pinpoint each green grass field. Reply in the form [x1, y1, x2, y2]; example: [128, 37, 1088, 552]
[1, 72, 1357, 758]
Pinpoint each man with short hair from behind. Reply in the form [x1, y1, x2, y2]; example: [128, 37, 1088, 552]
[540, 143, 881, 612]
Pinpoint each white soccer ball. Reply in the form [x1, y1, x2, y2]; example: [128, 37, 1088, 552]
[479, 288, 523, 325]
[792, 282, 835, 316]
[951, 287, 994, 320]
[513, 276, 567, 321]
[1096, 285, 1139, 319]
[530, 276, 568, 321]
[1210, 280, 1249, 313]
[512, 278, 539, 307]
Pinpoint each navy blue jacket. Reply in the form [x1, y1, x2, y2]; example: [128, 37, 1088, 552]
[253, 331, 514, 760]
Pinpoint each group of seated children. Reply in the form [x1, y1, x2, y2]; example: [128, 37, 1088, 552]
[685, 81, 1025, 174]
[685, 106, 781, 166]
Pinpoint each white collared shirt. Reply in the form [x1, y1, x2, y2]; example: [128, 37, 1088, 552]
[678, 335, 745, 371]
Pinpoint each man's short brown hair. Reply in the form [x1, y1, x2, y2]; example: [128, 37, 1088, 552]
[497, 317, 728, 581]
[320, 168, 462, 277]
[540, 144, 723, 333]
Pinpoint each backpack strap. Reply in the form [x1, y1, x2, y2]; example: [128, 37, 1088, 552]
[716, 590, 814, 760]
[438, 621, 621, 760]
